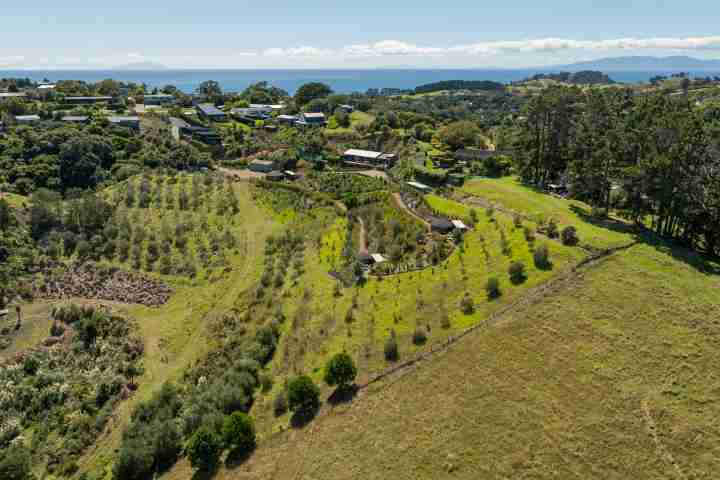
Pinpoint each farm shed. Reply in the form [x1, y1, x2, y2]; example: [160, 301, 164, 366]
[430, 218, 455, 234]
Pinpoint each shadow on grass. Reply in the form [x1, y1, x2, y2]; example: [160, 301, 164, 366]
[290, 404, 320, 429]
[638, 232, 720, 276]
[191, 467, 218, 480]
[225, 446, 255, 470]
[569, 204, 641, 238]
[327, 384, 358, 406]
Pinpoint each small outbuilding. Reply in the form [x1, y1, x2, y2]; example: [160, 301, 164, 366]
[430, 218, 455, 235]
[406, 181, 432, 194]
[266, 171, 285, 182]
[249, 160, 275, 173]
[62, 116, 90, 124]
[109, 116, 140, 131]
[451, 220, 469, 231]
[15, 115, 41, 124]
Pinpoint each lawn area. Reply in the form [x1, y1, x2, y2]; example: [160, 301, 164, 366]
[460, 176, 635, 249]
[219, 242, 720, 480]
[350, 110, 374, 128]
[0, 192, 28, 208]
[424, 193, 474, 221]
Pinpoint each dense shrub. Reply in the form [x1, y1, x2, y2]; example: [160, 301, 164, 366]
[486, 277, 501, 299]
[546, 219, 559, 239]
[460, 293, 475, 315]
[273, 391, 288, 416]
[412, 327, 428, 345]
[384, 330, 399, 361]
[323, 352, 357, 389]
[222, 412, 256, 454]
[508, 261, 527, 284]
[0, 444, 35, 480]
[561, 226, 579, 246]
[533, 244, 552, 269]
[187, 427, 223, 472]
[287, 375, 320, 413]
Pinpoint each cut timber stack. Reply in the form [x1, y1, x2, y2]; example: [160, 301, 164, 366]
[36, 263, 172, 307]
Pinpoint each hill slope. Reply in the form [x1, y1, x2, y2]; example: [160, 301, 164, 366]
[214, 242, 719, 479]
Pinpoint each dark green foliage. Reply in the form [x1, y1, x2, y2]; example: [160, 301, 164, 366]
[561, 226, 579, 246]
[533, 244, 552, 269]
[508, 261, 527, 284]
[222, 412, 256, 454]
[546, 219, 559, 239]
[273, 391, 288, 417]
[295, 82, 332, 106]
[323, 352, 357, 389]
[0, 444, 34, 480]
[460, 293, 475, 315]
[187, 427, 223, 472]
[486, 276, 501, 299]
[414, 80, 505, 94]
[287, 375, 320, 413]
[384, 329, 399, 361]
[412, 327, 428, 345]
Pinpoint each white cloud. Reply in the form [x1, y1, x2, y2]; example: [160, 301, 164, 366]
[263, 46, 334, 57]
[256, 36, 720, 60]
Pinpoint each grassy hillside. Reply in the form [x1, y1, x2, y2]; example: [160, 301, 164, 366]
[213, 242, 720, 480]
[460, 177, 634, 249]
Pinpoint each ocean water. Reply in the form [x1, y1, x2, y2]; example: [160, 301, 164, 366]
[2, 68, 719, 94]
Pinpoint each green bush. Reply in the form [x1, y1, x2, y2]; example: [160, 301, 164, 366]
[273, 391, 288, 417]
[222, 412, 256, 454]
[533, 244, 552, 269]
[561, 226, 579, 246]
[187, 426, 223, 472]
[0, 444, 33, 480]
[323, 352, 357, 389]
[287, 375, 320, 414]
[460, 293, 475, 315]
[486, 277, 501, 299]
[508, 261, 527, 284]
[384, 330, 399, 361]
[412, 327, 428, 345]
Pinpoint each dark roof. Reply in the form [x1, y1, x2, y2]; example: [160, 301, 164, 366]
[197, 104, 225, 116]
[430, 218, 454, 230]
[64, 96, 113, 101]
[358, 251, 372, 263]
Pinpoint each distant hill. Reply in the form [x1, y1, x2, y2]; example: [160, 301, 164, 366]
[414, 80, 505, 94]
[521, 70, 615, 85]
[557, 56, 720, 71]
[111, 61, 168, 71]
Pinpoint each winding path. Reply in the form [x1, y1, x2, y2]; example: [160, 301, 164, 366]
[392, 192, 431, 231]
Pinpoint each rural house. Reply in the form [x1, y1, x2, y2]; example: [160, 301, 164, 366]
[296, 112, 326, 127]
[169, 117, 220, 145]
[196, 103, 227, 122]
[64, 96, 113, 105]
[343, 149, 397, 169]
[108, 116, 140, 131]
[249, 159, 275, 173]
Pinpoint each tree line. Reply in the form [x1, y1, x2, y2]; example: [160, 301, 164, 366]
[514, 86, 720, 256]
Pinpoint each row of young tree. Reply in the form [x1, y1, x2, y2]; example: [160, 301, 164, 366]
[515, 86, 720, 255]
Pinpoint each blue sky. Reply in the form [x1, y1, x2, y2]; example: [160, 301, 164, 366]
[2, 1, 720, 68]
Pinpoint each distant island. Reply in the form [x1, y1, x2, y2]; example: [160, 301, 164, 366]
[557, 55, 720, 71]
[520, 70, 615, 85]
[111, 61, 169, 71]
[414, 80, 506, 94]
